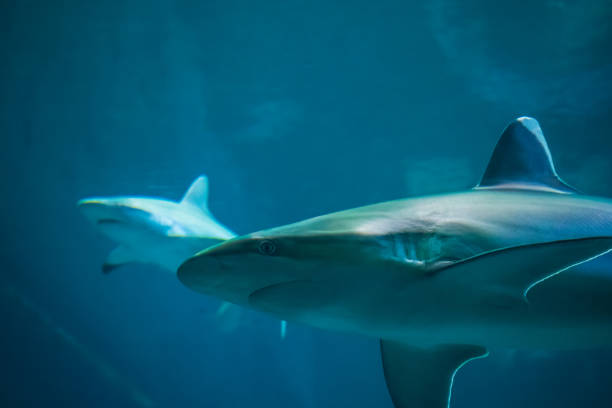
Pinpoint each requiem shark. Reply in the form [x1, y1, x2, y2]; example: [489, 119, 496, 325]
[78, 175, 235, 273]
[178, 117, 612, 408]
[78, 176, 289, 339]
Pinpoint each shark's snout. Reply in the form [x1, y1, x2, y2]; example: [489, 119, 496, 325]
[78, 199, 117, 223]
[77, 198, 153, 244]
[177, 236, 298, 305]
[197, 236, 259, 257]
[178, 242, 252, 304]
[177, 252, 222, 287]
[78, 198, 150, 225]
[178, 236, 258, 284]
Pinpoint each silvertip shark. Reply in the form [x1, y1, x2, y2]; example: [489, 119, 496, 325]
[178, 117, 612, 408]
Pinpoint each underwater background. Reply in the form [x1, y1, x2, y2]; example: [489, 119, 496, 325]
[1, 1, 612, 407]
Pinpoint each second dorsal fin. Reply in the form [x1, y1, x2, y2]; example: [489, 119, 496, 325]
[475, 117, 577, 194]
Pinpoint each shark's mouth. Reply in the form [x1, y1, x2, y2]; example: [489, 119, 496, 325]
[247, 279, 337, 316]
[247, 279, 305, 301]
[177, 251, 301, 307]
[97, 218, 124, 225]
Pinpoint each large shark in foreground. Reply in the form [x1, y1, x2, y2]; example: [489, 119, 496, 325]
[178, 117, 612, 408]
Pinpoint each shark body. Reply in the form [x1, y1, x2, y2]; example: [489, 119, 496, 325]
[178, 118, 612, 407]
[78, 176, 290, 339]
[78, 176, 235, 273]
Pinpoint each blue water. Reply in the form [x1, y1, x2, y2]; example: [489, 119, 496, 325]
[1, 1, 611, 407]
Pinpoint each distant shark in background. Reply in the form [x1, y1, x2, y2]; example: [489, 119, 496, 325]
[178, 118, 612, 408]
[78, 176, 234, 273]
[78, 176, 288, 339]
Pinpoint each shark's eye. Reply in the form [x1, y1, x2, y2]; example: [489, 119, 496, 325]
[258, 240, 277, 256]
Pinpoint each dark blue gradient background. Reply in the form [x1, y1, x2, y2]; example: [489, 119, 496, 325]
[1, 1, 611, 407]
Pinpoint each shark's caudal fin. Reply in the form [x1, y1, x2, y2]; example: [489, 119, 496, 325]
[475, 117, 577, 194]
[181, 175, 210, 213]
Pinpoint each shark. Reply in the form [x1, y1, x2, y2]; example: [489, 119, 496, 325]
[78, 176, 289, 339]
[78, 175, 235, 273]
[177, 117, 612, 408]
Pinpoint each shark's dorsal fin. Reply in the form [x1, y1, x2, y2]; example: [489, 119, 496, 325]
[181, 175, 210, 213]
[476, 117, 577, 194]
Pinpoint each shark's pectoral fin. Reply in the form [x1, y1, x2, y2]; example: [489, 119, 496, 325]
[248, 280, 336, 313]
[102, 246, 138, 274]
[437, 237, 612, 300]
[380, 341, 488, 408]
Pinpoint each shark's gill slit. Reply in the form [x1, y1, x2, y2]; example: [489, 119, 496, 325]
[391, 233, 464, 266]
[393, 234, 409, 262]
[391, 234, 426, 265]
[407, 236, 417, 260]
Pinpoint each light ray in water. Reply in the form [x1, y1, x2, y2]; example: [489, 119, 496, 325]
[2, 286, 156, 408]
